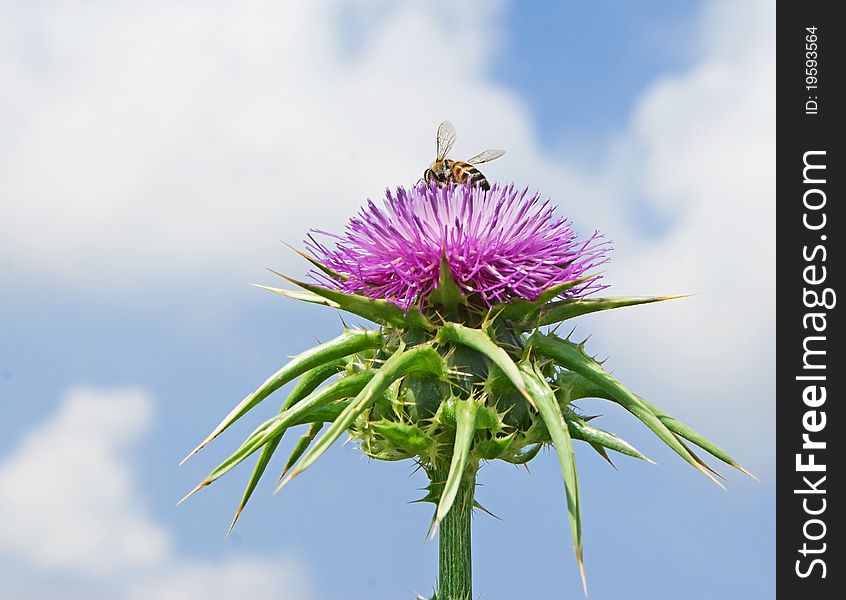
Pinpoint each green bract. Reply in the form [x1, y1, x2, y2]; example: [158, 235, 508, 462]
[181, 256, 752, 596]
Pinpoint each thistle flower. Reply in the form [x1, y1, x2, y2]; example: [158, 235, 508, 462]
[181, 182, 752, 600]
[307, 183, 610, 309]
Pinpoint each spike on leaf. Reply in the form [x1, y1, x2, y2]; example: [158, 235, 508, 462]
[284, 242, 346, 281]
[493, 274, 598, 323]
[180, 370, 376, 507]
[473, 500, 500, 520]
[537, 295, 688, 327]
[520, 362, 585, 592]
[637, 397, 756, 479]
[277, 344, 447, 491]
[253, 285, 340, 309]
[282, 422, 324, 478]
[589, 443, 617, 469]
[529, 332, 723, 487]
[228, 362, 340, 534]
[566, 414, 652, 463]
[181, 328, 383, 464]
[268, 270, 434, 330]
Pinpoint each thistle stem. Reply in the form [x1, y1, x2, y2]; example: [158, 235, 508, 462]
[434, 465, 475, 600]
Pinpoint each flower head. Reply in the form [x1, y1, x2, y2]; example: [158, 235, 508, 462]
[307, 183, 610, 308]
[187, 177, 747, 600]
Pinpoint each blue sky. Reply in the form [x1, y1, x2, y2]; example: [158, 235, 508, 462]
[495, 1, 701, 147]
[0, 1, 774, 599]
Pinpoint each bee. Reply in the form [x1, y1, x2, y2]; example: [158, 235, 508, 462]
[423, 121, 505, 191]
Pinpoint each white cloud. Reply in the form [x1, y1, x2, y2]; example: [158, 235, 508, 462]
[0, 0, 517, 293]
[583, 0, 775, 465]
[0, 0, 774, 460]
[0, 386, 313, 599]
[0, 387, 167, 575]
[126, 556, 312, 600]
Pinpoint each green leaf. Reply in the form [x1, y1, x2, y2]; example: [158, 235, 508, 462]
[558, 369, 752, 477]
[588, 443, 616, 468]
[675, 436, 726, 480]
[266, 271, 434, 330]
[277, 344, 447, 490]
[500, 442, 542, 465]
[182, 328, 383, 463]
[492, 275, 597, 322]
[528, 332, 725, 488]
[554, 370, 606, 403]
[638, 398, 754, 478]
[428, 253, 466, 309]
[567, 417, 653, 463]
[364, 449, 415, 461]
[473, 432, 516, 460]
[252, 371, 376, 439]
[228, 361, 341, 533]
[254, 286, 339, 309]
[371, 420, 435, 455]
[437, 322, 532, 407]
[431, 399, 479, 532]
[293, 399, 349, 424]
[520, 362, 586, 594]
[179, 371, 376, 505]
[537, 295, 686, 327]
[473, 403, 506, 431]
[282, 422, 324, 478]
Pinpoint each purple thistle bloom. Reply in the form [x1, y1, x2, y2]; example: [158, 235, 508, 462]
[307, 183, 610, 309]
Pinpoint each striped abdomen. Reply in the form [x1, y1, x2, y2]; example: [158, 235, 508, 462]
[447, 160, 491, 191]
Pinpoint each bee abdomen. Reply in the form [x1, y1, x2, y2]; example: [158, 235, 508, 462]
[451, 161, 490, 191]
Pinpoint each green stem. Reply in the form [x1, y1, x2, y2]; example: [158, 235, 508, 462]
[435, 464, 475, 600]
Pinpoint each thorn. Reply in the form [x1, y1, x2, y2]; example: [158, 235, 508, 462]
[273, 471, 297, 495]
[180, 440, 208, 466]
[578, 549, 589, 597]
[661, 293, 694, 301]
[266, 267, 292, 281]
[426, 518, 440, 540]
[596, 449, 617, 471]
[408, 497, 434, 505]
[697, 463, 727, 490]
[177, 480, 209, 506]
[473, 501, 501, 520]
[681, 438, 727, 482]
[705, 462, 727, 480]
[226, 506, 245, 538]
[734, 463, 760, 481]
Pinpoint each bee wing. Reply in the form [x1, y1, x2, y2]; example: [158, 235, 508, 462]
[466, 149, 505, 165]
[436, 121, 457, 160]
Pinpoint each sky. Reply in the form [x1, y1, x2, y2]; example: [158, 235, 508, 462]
[0, 1, 774, 599]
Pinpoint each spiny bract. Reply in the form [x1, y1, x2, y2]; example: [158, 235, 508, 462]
[181, 183, 751, 593]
